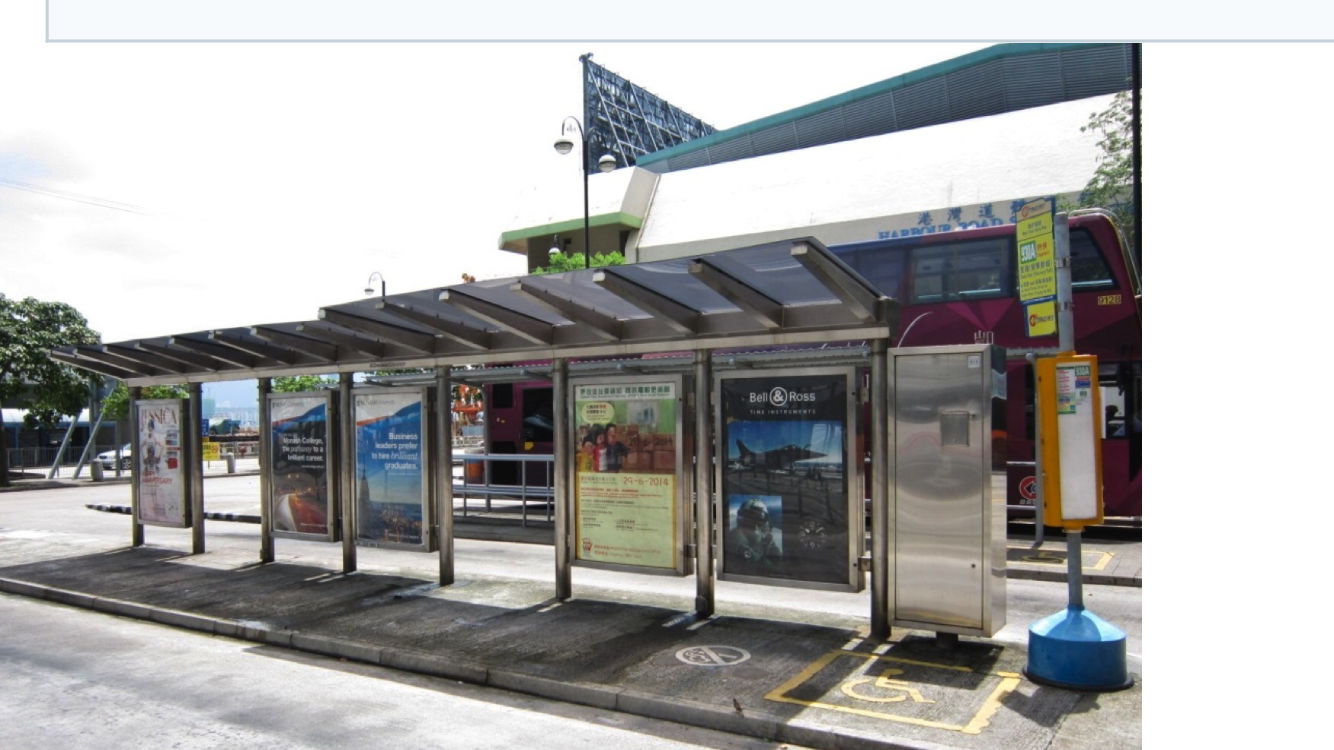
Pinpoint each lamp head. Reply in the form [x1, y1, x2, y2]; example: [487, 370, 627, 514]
[554, 135, 575, 155]
[597, 153, 617, 173]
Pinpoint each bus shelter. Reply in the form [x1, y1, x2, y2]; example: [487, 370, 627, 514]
[53, 237, 1006, 639]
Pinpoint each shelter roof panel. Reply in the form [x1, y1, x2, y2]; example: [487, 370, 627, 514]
[54, 237, 895, 386]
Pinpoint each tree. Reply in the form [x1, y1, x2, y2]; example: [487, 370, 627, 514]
[0, 295, 102, 484]
[99, 382, 190, 422]
[1078, 90, 1137, 256]
[272, 375, 335, 393]
[532, 250, 625, 275]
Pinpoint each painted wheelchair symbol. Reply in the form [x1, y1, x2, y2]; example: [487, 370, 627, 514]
[840, 668, 934, 704]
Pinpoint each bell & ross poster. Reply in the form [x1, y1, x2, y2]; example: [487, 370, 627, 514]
[719, 372, 853, 587]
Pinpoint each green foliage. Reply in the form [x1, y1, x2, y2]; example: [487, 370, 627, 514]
[369, 368, 431, 377]
[272, 374, 334, 393]
[100, 382, 189, 421]
[532, 250, 625, 275]
[0, 294, 102, 428]
[1078, 90, 1136, 252]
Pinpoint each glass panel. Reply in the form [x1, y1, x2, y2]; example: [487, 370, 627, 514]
[833, 244, 907, 299]
[910, 238, 1009, 302]
[1069, 229, 1116, 290]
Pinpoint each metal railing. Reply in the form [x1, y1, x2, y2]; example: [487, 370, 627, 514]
[452, 452, 555, 526]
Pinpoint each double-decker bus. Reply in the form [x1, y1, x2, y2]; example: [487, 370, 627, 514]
[831, 209, 1141, 517]
[481, 209, 1141, 519]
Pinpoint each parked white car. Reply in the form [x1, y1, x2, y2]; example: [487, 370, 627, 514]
[96, 444, 133, 471]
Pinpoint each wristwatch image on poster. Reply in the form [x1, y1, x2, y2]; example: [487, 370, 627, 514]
[573, 377, 685, 574]
[717, 370, 861, 591]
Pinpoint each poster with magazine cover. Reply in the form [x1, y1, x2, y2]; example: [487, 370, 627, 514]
[136, 399, 189, 527]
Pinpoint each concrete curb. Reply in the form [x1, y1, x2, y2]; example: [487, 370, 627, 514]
[0, 575, 948, 750]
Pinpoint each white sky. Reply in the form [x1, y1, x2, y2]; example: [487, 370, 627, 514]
[1, 3, 1002, 342]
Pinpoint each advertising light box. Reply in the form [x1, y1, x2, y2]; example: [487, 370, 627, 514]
[716, 369, 862, 591]
[268, 391, 338, 541]
[135, 398, 190, 528]
[354, 388, 430, 551]
[573, 376, 687, 575]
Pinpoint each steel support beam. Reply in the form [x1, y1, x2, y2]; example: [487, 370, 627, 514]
[129, 386, 144, 547]
[790, 241, 881, 323]
[870, 339, 890, 639]
[188, 382, 205, 554]
[339, 372, 357, 573]
[436, 368, 454, 586]
[694, 350, 714, 617]
[592, 270, 698, 334]
[553, 358, 571, 600]
[688, 259, 783, 330]
[509, 280, 622, 341]
[318, 308, 437, 354]
[376, 301, 490, 351]
[258, 377, 274, 563]
[438, 289, 552, 346]
[251, 326, 339, 361]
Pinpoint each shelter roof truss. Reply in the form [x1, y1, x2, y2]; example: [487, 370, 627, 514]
[51, 238, 897, 386]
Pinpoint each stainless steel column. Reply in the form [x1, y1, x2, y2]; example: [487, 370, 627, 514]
[694, 350, 714, 617]
[1055, 213, 1074, 354]
[258, 377, 273, 563]
[436, 368, 455, 586]
[870, 339, 890, 639]
[553, 358, 571, 600]
[339, 372, 357, 573]
[188, 382, 205, 555]
[129, 386, 143, 547]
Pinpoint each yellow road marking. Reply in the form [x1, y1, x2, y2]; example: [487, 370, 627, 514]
[766, 651, 1022, 735]
[1010, 545, 1114, 571]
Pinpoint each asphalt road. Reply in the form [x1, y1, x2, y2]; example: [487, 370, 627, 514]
[0, 593, 802, 750]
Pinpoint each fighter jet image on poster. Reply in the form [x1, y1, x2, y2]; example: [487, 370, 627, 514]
[734, 440, 826, 472]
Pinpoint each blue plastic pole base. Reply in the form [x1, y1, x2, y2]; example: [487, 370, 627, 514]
[1025, 606, 1134, 692]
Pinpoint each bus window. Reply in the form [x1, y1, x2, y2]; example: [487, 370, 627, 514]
[1099, 363, 1138, 439]
[1070, 229, 1116, 291]
[521, 387, 554, 444]
[910, 237, 1010, 302]
[491, 383, 514, 410]
[836, 245, 907, 299]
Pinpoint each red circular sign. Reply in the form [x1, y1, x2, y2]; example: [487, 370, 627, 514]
[1018, 475, 1038, 502]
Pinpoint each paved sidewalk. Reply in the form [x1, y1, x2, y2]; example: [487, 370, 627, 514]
[0, 532, 1140, 750]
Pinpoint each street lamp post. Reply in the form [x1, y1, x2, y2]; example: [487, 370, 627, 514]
[554, 116, 616, 268]
[364, 271, 386, 297]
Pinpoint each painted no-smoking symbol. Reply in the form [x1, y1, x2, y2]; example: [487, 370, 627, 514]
[676, 645, 752, 667]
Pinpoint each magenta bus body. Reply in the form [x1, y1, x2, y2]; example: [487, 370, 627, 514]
[831, 211, 1141, 517]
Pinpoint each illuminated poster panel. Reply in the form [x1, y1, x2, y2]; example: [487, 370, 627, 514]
[268, 392, 337, 541]
[573, 377, 685, 574]
[136, 398, 189, 528]
[717, 370, 861, 591]
[355, 388, 429, 550]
